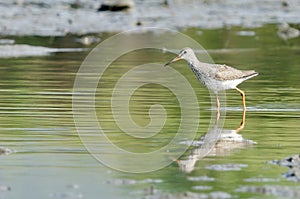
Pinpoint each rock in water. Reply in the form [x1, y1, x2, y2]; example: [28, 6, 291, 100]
[0, 147, 15, 155]
[98, 0, 134, 12]
[75, 36, 101, 45]
[277, 22, 300, 40]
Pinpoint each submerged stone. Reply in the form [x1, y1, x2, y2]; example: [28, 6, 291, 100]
[0, 147, 15, 155]
[269, 154, 300, 182]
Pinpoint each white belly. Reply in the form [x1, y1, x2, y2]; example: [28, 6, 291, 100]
[191, 67, 243, 92]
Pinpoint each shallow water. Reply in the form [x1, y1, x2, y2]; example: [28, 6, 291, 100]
[0, 25, 300, 198]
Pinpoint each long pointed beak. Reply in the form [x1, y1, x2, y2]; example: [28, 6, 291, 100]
[164, 56, 182, 67]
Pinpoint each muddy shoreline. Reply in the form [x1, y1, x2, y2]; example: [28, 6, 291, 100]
[0, 0, 300, 36]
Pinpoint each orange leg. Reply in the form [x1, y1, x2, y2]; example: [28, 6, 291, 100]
[235, 87, 246, 111]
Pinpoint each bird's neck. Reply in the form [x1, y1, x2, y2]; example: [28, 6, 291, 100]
[188, 60, 194, 66]
[187, 53, 200, 66]
[188, 58, 201, 69]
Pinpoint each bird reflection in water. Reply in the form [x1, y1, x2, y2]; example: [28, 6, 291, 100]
[177, 108, 256, 173]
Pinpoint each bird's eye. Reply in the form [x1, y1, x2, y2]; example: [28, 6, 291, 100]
[183, 50, 187, 54]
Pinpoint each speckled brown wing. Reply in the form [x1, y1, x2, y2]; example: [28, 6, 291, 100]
[214, 64, 255, 81]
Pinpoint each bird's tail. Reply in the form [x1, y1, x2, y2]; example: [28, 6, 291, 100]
[242, 70, 259, 79]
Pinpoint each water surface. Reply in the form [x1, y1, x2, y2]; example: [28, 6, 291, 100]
[0, 25, 299, 198]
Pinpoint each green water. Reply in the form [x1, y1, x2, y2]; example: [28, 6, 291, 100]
[0, 25, 299, 198]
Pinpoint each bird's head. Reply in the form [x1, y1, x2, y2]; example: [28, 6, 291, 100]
[164, 47, 194, 66]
